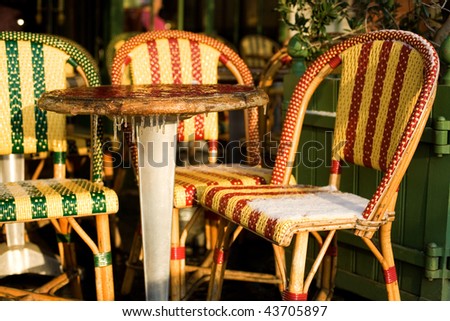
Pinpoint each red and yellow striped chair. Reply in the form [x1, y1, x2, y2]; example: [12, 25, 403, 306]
[111, 30, 289, 300]
[200, 30, 439, 301]
[0, 32, 118, 300]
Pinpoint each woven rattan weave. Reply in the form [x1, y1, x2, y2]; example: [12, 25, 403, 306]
[111, 30, 291, 300]
[200, 30, 439, 301]
[0, 31, 118, 301]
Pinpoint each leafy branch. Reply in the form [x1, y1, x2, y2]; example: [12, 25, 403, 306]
[276, 0, 351, 60]
[276, 0, 401, 61]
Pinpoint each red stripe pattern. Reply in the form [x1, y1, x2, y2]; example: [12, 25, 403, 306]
[343, 42, 373, 164]
[189, 40, 205, 141]
[171, 246, 186, 260]
[383, 266, 398, 284]
[268, 30, 439, 222]
[282, 291, 308, 301]
[177, 119, 185, 141]
[378, 45, 411, 170]
[362, 41, 393, 167]
[168, 38, 182, 84]
[173, 165, 272, 208]
[200, 185, 368, 245]
[147, 40, 161, 83]
[110, 31, 257, 163]
[190, 41, 202, 84]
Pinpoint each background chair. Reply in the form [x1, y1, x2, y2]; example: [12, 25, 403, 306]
[200, 30, 439, 301]
[105, 32, 140, 80]
[0, 31, 118, 300]
[256, 46, 292, 165]
[111, 30, 289, 300]
[239, 34, 280, 69]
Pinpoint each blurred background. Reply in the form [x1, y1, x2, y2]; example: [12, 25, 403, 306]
[0, 0, 284, 84]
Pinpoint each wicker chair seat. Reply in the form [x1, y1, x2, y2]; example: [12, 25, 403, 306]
[0, 31, 117, 301]
[174, 165, 299, 208]
[202, 30, 440, 301]
[0, 179, 118, 222]
[201, 185, 368, 246]
[112, 30, 278, 300]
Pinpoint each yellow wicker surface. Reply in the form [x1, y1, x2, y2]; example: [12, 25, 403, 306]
[0, 179, 118, 222]
[111, 30, 260, 166]
[120, 38, 221, 141]
[0, 41, 67, 155]
[174, 164, 298, 208]
[203, 30, 440, 302]
[0, 31, 116, 301]
[173, 165, 272, 208]
[201, 185, 368, 246]
[334, 40, 423, 171]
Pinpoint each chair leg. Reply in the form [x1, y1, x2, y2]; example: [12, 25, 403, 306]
[283, 232, 309, 301]
[170, 208, 183, 300]
[207, 219, 236, 301]
[272, 244, 288, 293]
[328, 235, 338, 299]
[183, 250, 214, 299]
[121, 223, 142, 296]
[315, 234, 337, 301]
[310, 231, 324, 295]
[30, 158, 46, 180]
[379, 222, 400, 300]
[94, 214, 115, 300]
[52, 218, 83, 299]
[285, 231, 336, 301]
[34, 273, 74, 296]
[361, 221, 400, 301]
[120, 206, 212, 300]
[12, 218, 82, 300]
[67, 215, 114, 301]
[179, 207, 207, 299]
[205, 210, 220, 251]
[0, 286, 73, 301]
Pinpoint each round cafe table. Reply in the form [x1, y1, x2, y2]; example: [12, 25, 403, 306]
[38, 84, 269, 300]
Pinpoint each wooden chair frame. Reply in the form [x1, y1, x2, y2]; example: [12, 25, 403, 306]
[0, 31, 118, 301]
[201, 30, 440, 301]
[111, 30, 277, 300]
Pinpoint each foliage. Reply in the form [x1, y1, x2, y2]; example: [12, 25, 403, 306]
[276, 0, 351, 60]
[347, 0, 399, 31]
[277, 0, 450, 60]
[397, 1, 450, 46]
[276, 0, 403, 60]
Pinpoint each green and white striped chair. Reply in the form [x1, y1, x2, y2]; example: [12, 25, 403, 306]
[0, 32, 118, 301]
